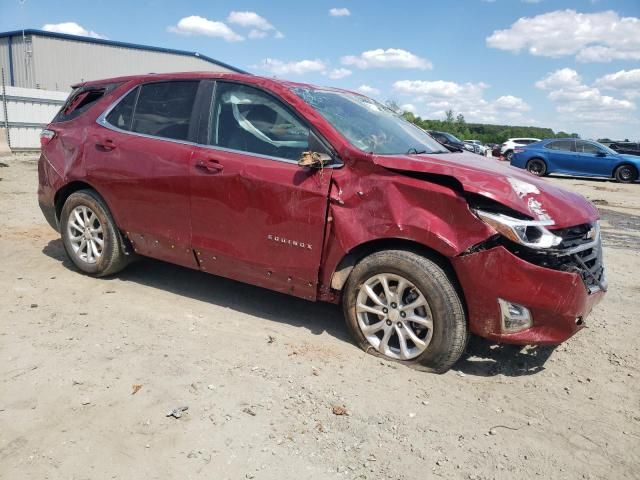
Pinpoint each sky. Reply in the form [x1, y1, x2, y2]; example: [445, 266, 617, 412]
[1, 0, 639, 140]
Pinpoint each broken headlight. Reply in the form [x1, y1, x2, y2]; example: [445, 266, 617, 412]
[474, 210, 562, 250]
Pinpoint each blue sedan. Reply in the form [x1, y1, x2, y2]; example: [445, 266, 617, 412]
[511, 138, 640, 183]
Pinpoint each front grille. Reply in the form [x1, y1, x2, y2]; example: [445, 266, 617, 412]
[508, 222, 606, 293]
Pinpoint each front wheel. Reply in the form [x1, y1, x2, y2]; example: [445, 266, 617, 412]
[60, 189, 129, 277]
[526, 158, 547, 176]
[342, 250, 467, 373]
[614, 164, 638, 183]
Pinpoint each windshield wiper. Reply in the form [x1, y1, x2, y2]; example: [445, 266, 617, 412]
[406, 147, 427, 154]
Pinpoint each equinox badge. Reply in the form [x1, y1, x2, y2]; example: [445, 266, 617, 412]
[267, 234, 312, 250]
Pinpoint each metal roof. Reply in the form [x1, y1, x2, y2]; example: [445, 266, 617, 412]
[0, 29, 248, 74]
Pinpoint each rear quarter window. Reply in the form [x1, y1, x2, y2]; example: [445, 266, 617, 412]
[53, 83, 120, 123]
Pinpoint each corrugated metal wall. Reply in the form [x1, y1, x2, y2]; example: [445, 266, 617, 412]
[0, 85, 68, 149]
[31, 36, 232, 91]
[9, 34, 36, 89]
[0, 38, 10, 82]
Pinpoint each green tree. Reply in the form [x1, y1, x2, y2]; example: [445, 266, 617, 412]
[385, 99, 401, 114]
[444, 110, 455, 123]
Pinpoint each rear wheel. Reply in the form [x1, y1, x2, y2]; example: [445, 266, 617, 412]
[60, 190, 129, 277]
[505, 150, 514, 162]
[342, 250, 467, 373]
[526, 158, 547, 177]
[614, 164, 638, 183]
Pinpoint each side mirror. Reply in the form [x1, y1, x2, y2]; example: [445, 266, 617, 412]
[299, 131, 333, 168]
[298, 151, 332, 168]
[596, 151, 607, 157]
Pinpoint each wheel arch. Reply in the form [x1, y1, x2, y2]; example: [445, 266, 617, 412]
[329, 237, 460, 293]
[54, 181, 109, 224]
[612, 162, 639, 178]
[526, 156, 548, 166]
[55, 181, 132, 254]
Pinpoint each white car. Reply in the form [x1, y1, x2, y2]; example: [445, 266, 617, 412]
[500, 138, 540, 161]
[466, 140, 488, 156]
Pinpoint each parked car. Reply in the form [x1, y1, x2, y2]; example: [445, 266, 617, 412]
[609, 141, 640, 157]
[491, 144, 502, 158]
[511, 139, 640, 183]
[38, 73, 606, 372]
[465, 140, 487, 156]
[426, 130, 466, 152]
[501, 138, 541, 161]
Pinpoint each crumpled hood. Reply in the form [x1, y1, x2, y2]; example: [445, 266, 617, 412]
[373, 151, 599, 228]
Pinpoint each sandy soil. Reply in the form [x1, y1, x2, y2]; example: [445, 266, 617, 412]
[1, 155, 638, 480]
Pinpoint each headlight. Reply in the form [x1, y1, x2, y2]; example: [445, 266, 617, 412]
[474, 210, 562, 249]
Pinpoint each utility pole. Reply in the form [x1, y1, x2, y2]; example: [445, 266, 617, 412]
[1, 67, 10, 150]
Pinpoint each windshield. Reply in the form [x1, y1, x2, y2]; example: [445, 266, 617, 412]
[596, 142, 619, 155]
[291, 87, 449, 155]
[440, 132, 462, 143]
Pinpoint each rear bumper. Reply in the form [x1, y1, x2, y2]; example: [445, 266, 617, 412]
[452, 246, 605, 345]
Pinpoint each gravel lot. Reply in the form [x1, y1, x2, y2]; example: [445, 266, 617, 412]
[1, 154, 638, 480]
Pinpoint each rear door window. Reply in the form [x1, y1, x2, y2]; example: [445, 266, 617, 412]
[546, 140, 575, 151]
[130, 81, 199, 141]
[105, 88, 138, 131]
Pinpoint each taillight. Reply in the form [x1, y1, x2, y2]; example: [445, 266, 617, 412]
[40, 129, 55, 148]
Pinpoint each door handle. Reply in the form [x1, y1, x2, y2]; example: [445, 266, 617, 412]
[96, 138, 116, 151]
[195, 159, 224, 174]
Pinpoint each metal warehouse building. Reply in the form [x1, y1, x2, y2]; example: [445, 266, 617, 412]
[0, 29, 243, 151]
[0, 29, 243, 92]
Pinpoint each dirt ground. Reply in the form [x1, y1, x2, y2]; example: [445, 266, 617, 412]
[1, 154, 638, 480]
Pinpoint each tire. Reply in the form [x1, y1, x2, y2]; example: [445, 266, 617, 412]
[614, 164, 638, 183]
[60, 189, 129, 277]
[505, 150, 514, 162]
[342, 250, 467, 373]
[526, 158, 547, 177]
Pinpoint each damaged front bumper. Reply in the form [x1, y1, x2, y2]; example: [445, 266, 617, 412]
[452, 240, 605, 345]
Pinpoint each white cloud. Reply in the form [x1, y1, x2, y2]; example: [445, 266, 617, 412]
[535, 67, 582, 90]
[168, 16, 243, 42]
[342, 48, 432, 70]
[400, 103, 418, 113]
[536, 68, 636, 127]
[328, 68, 352, 79]
[494, 95, 531, 112]
[227, 11, 283, 39]
[357, 85, 381, 96]
[393, 80, 488, 100]
[595, 69, 640, 99]
[329, 8, 351, 17]
[42, 22, 106, 39]
[256, 58, 327, 76]
[392, 79, 531, 124]
[486, 9, 640, 62]
[248, 29, 268, 39]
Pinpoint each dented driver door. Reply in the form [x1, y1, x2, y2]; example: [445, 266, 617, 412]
[189, 81, 333, 300]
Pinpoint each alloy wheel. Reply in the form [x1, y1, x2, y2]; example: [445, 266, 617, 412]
[355, 273, 433, 360]
[619, 167, 632, 181]
[67, 206, 104, 264]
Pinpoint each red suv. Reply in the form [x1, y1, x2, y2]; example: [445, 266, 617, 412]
[38, 72, 606, 372]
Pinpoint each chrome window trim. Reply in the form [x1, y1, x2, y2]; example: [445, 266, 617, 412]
[96, 82, 343, 169]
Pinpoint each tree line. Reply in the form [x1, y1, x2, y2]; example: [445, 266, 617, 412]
[389, 103, 580, 145]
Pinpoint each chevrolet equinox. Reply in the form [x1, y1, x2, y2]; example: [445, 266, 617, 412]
[38, 73, 607, 372]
